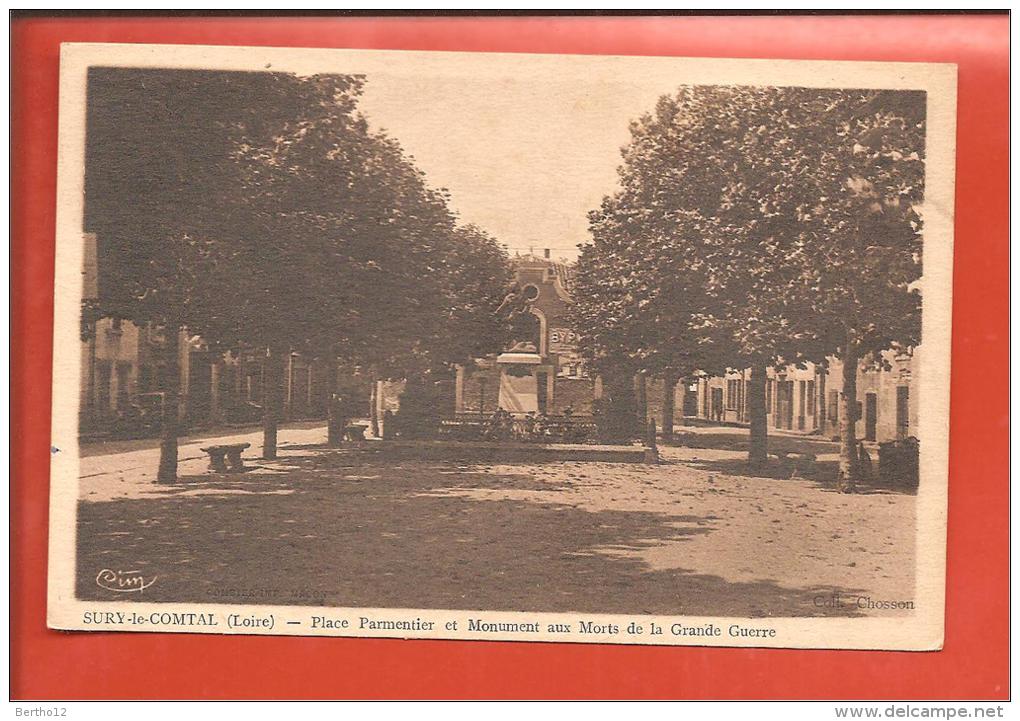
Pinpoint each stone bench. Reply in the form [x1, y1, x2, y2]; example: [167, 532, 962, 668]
[769, 450, 817, 463]
[199, 442, 251, 473]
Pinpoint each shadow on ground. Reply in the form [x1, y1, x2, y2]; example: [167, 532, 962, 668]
[685, 456, 915, 496]
[665, 429, 837, 455]
[77, 446, 869, 617]
[669, 430, 916, 496]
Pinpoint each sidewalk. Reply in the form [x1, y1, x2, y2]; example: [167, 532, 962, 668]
[79, 419, 328, 458]
[78, 422, 329, 503]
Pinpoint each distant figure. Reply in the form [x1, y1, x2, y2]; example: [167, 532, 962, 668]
[483, 410, 500, 440]
[484, 408, 512, 441]
[520, 411, 536, 440]
[534, 412, 550, 439]
[858, 441, 873, 481]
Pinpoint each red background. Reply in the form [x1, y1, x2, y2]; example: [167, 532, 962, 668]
[10, 14, 1009, 700]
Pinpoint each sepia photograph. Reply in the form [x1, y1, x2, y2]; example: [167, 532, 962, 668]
[47, 43, 957, 649]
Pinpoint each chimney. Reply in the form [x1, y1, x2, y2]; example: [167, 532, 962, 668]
[543, 248, 550, 259]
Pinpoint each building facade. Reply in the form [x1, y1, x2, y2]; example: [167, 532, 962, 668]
[83, 228, 916, 444]
[80, 233, 333, 438]
[686, 349, 920, 444]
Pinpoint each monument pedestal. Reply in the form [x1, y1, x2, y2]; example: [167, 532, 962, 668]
[496, 347, 543, 415]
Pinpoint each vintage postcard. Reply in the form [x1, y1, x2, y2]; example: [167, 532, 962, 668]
[48, 43, 956, 649]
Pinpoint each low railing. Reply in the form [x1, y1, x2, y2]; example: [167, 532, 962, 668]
[438, 413, 599, 443]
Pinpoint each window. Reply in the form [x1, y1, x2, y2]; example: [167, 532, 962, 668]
[765, 379, 772, 412]
[807, 380, 816, 415]
[248, 371, 263, 404]
[864, 393, 878, 442]
[726, 379, 740, 410]
[711, 387, 724, 421]
[896, 386, 910, 439]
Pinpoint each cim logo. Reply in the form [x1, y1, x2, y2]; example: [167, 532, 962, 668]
[95, 568, 157, 593]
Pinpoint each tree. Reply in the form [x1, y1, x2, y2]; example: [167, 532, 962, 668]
[86, 69, 381, 473]
[574, 85, 924, 484]
[87, 67, 520, 473]
[573, 87, 820, 463]
[184, 78, 439, 457]
[573, 194, 730, 442]
[180, 76, 519, 453]
[428, 224, 517, 367]
[570, 226, 647, 442]
[655, 88, 848, 468]
[84, 69, 315, 480]
[795, 90, 926, 491]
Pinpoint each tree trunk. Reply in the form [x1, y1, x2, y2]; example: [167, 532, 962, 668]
[369, 377, 380, 438]
[837, 334, 861, 493]
[600, 372, 638, 443]
[634, 372, 648, 426]
[262, 345, 287, 460]
[644, 418, 659, 464]
[157, 326, 182, 484]
[661, 375, 676, 441]
[324, 355, 343, 446]
[748, 360, 768, 470]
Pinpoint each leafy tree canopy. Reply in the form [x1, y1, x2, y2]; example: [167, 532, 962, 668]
[84, 68, 516, 375]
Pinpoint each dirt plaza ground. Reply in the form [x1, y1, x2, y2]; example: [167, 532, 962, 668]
[75, 423, 916, 618]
